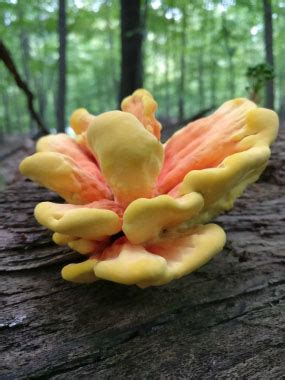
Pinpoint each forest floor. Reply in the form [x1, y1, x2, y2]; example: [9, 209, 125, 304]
[0, 128, 284, 378]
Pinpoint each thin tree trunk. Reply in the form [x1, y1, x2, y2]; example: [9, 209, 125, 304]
[222, 16, 236, 98]
[228, 54, 235, 98]
[263, 0, 274, 109]
[210, 59, 217, 106]
[178, 4, 187, 123]
[17, 2, 36, 133]
[106, 3, 117, 87]
[198, 52, 205, 109]
[38, 87, 47, 124]
[56, 0, 67, 132]
[2, 91, 10, 134]
[0, 91, 10, 142]
[119, 0, 144, 103]
[208, 11, 216, 107]
[0, 40, 48, 135]
[17, 4, 30, 84]
[14, 92, 22, 132]
[165, 22, 171, 119]
[141, 0, 148, 84]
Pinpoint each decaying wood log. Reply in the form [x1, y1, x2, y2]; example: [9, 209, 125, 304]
[0, 131, 284, 379]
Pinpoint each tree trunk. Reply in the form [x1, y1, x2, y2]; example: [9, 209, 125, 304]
[56, 0, 67, 132]
[279, 97, 285, 129]
[209, 14, 217, 107]
[210, 59, 217, 106]
[263, 0, 275, 109]
[38, 86, 47, 125]
[0, 91, 9, 142]
[165, 22, 171, 119]
[178, 4, 187, 123]
[222, 16, 236, 98]
[17, 2, 31, 85]
[2, 90, 10, 134]
[1, 129, 285, 378]
[198, 52, 205, 109]
[18, 25, 35, 133]
[141, 0, 148, 87]
[106, 2, 118, 103]
[151, 37, 159, 97]
[14, 91, 22, 132]
[119, 0, 144, 103]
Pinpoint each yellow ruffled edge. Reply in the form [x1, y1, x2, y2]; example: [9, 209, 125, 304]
[36, 133, 71, 152]
[53, 232, 108, 255]
[177, 107, 279, 222]
[22, 100, 278, 288]
[35, 202, 122, 241]
[61, 223, 226, 287]
[121, 89, 162, 139]
[19, 152, 86, 204]
[122, 192, 204, 244]
[70, 108, 96, 135]
[87, 110, 164, 206]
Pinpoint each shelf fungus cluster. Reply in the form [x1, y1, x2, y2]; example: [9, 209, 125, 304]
[19, 89, 278, 287]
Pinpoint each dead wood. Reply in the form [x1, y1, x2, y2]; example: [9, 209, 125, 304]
[0, 130, 284, 379]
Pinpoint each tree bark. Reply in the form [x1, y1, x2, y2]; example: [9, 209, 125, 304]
[1, 129, 285, 378]
[209, 13, 216, 106]
[210, 58, 217, 106]
[2, 90, 10, 134]
[141, 0, 148, 82]
[222, 16, 236, 98]
[18, 23, 35, 133]
[0, 40, 48, 135]
[0, 91, 9, 142]
[17, 2, 31, 85]
[119, 0, 144, 103]
[263, 0, 275, 109]
[279, 97, 285, 129]
[56, 0, 67, 132]
[106, 2, 118, 101]
[178, 4, 187, 123]
[198, 52, 205, 109]
[164, 21, 171, 119]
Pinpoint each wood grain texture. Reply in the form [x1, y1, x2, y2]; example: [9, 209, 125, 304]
[1, 131, 284, 379]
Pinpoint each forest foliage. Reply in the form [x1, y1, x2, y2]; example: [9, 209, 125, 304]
[0, 0, 284, 135]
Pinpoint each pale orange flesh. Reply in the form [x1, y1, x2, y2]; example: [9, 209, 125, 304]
[91, 236, 127, 260]
[90, 234, 192, 262]
[122, 95, 161, 139]
[52, 199, 125, 217]
[157, 112, 247, 195]
[40, 134, 112, 201]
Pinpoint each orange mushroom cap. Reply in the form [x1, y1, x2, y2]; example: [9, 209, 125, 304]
[19, 91, 278, 287]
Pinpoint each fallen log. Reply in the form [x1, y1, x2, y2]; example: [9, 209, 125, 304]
[0, 130, 284, 379]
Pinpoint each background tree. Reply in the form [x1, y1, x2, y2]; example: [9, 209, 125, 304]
[263, 0, 274, 109]
[57, 0, 67, 132]
[0, 0, 284, 136]
[119, 0, 145, 102]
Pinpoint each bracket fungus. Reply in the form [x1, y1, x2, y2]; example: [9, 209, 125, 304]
[19, 89, 279, 287]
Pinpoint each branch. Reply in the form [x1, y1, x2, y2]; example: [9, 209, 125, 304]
[0, 40, 49, 136]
